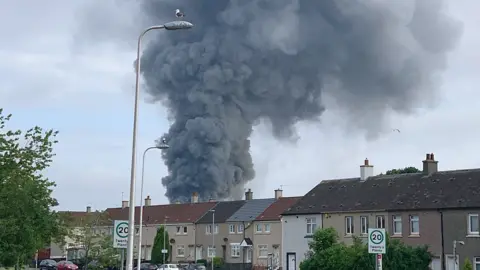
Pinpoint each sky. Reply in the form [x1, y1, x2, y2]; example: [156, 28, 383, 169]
[1, 0, 480, 211]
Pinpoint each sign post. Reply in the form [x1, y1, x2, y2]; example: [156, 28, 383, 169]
[368, 228, 386, 270]
[113, 220, 129, 249]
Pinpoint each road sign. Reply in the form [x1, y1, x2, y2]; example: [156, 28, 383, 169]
[113, 220, 129, 248]
[161, 249, 168, 254]
[368, 228, 386, 254]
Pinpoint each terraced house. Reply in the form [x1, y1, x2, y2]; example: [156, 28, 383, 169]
[282, 154, 480, 270]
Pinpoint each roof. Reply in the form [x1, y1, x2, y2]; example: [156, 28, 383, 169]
[226, 198, 276, 222]
[106, 202, 217, 224]
[60, 211, 110, 226]
[255, 197, 301, 221]
[196, 200, 247, 224]
[282, 169, 480, 215]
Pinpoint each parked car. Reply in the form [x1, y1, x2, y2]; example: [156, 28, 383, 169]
[182, 264, 205, 270]
[158, 264, 180, 270]
[39, 259, 57, 270]
[57, 261, 79, 270]
[134, 263, 158, 270]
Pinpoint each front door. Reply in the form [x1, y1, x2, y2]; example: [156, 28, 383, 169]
[196, 246, 202, 260]
[246, 248, 252, 263]
[189, 247, 194, 261]
[446, 255, 457, 270]
[287, 253, 296, 270]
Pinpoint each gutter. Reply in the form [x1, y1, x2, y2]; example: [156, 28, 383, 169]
[439, 210, 445, 270]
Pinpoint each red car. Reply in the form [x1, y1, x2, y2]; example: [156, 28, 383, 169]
[56, 261, 78, 270]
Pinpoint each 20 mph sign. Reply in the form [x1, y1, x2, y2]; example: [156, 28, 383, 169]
[368, 228, 386, 254]
[113, 220, 128, 248]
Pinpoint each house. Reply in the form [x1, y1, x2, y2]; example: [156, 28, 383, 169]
[224, 190, 276, 266]
[194, 199, 246, 262]
[252, 190, 300, 270]
[106, 195, 216, 263]
[281, 153, 480, 270]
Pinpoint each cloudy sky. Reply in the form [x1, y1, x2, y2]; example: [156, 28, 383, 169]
[1, 0, 479, 211]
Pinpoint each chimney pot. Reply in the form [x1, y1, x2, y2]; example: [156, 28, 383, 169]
[360, 158, 374, 181]
[430, 153, 435, 160]
[145, 196, 151, 206]
[423, 153, 438, 174]
[122, 200, 129, 209]
[426, 153, 431, 160]
[191, 192, 199, 203]
[245, 189, 253, 200]
[274, 189, 283, 199]
[364, 159, 369, 166]
[86, 206, 91, 213]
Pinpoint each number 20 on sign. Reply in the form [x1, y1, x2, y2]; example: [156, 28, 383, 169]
[368, 228, 386, 254]
[113, 220, 129, 249]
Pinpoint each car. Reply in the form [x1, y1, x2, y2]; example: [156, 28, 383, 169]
[158, 264, 180, 270]
[39, 259, 57, 270]
[182, 264, 205, 270]
[56, 261, 78, 270]
[134, 263, 158, 270]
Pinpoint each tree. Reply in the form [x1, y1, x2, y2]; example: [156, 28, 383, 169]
[300, 228, 432, 270]
[463, 258, 473, 270]
[89, 235, 120, 269]
[385, 167, 421, 175]
[0, 109, 68, 268]
[151, 226, 170, 264]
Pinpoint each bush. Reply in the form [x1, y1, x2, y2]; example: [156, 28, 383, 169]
[463, 258, 473, 270]
[196, 259, 207, 266]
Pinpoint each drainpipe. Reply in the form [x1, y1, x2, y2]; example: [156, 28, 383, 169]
[440, 210, 446, 270]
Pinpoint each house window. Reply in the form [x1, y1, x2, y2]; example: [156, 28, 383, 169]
[207, 245, 216, 258]
[345, 216, 354, 235]
[306, 218, 317, 235]
[473, 257, 480, 270]
[360, 216, 368, 235]
[264, 224, 271, 233]
[229, 224, 235, 234]
[237, 224, 244, 233]
[183, 226, 188, 234]
[176, 245, 185, 257]
[206, 225, 219, 234]
[230, 244, 240, 257]
[409, 215, 419, 235]
[376, 215, 385, 229]
[255, 224, 262, 233]
[392, 215, 402, 235]
[135, 227, 140, 235]
[176, 226, 181, 234]
[468, 214, 479, 235]
[257, 244, 268, 258]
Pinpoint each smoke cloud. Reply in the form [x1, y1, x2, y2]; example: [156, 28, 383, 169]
[138, 0, 462, 202]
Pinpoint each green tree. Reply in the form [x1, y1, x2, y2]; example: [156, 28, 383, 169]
[89, 235, 120, 269]
[0, 109, 68, 268]
[300, 228, 432, 270]
[463, 258, 473, 270]
[385, 167, 421, 175]
[151, 226, 170, 264]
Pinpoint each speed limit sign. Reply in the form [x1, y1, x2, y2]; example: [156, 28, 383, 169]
[368, 228, 386, 254]
[113, 220, 129, 248]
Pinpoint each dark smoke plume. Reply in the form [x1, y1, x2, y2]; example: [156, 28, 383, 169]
[138, 0, 462, 203]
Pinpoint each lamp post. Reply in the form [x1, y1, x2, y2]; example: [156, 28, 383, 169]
[137, 145, 169, 268]
[125, 20, 194, 270]
[453, 240, 464, 270]
[163, 216, 169, 264]
[209, 210, 215, 270]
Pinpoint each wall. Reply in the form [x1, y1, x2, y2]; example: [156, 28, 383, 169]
[281, 214, 322, 270]
[251, 221, 282, 268]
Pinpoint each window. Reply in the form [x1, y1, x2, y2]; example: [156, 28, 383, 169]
[257, 244, 268, 258]
[207, 245, 216, 258]
[230, 244, 240, 257]
[468, 214, 479, 235]
[206, 224, 219, 234]
[306, 218, 317, 235]
[135, 227, 140, 235]
[392, 215, 402, 235]
[376, 215, 385, 229]
[345, 216, 354, 235]
[176, 226, 181, 234]
[183, 226, 188, 234]
[360, 216, 368, 235]
[237, 224, 244, 233]
[229, 224, 235, 234]
[176, 245, 185, 257]
[264, 223, 271, 233]
[409, 215, 419, 235]
[214, 224, 218, 234]
[473, 257, 480, 270]
[255, 224, 262, 233]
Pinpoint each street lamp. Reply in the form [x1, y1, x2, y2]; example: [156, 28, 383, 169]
[163, 216, 169, 264]
[126, 20, 194, 270]
[137, 144, 169, 268]
[453, 240, 464, 270]
[209, 210, 215, 270]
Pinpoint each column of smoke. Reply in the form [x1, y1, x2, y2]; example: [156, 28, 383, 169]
[138, 0, 462, 203]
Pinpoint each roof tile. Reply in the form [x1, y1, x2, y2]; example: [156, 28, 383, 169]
[255, 197, 301, 221]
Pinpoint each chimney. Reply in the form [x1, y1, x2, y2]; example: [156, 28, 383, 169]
[145, 196, 151, 206]
[422, 153, 438, 174]
[245, 189, 253, 200]
[274, 189, 283, 199]
[360, 159, 374, 181]
[122, 200, 129, 209]
[191, 192, 199, 203]
[86, 206, 91, 213]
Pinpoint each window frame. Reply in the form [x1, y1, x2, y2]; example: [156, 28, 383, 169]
[468, 214, 479, 235]
[392, 215, 402, 235]
[264, 223, 271, 233]
[255, 223, 263, 233]
[237, 224, 244, 233]
[229, 224, 235, 234]
[257, 244, 268, 258]
[345, 216, 354, 235]
[306, 217, 317, 235]
[230, 244, 240, 258]
[376, 215, 385, 229]
[176, 245, 185, 257]
[207, 245, 216, 258]
[474, 257, 480, 269]
[409, 215, 420, 235]
[206, 225, 212, 235]
[360, 216, 368, 235]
